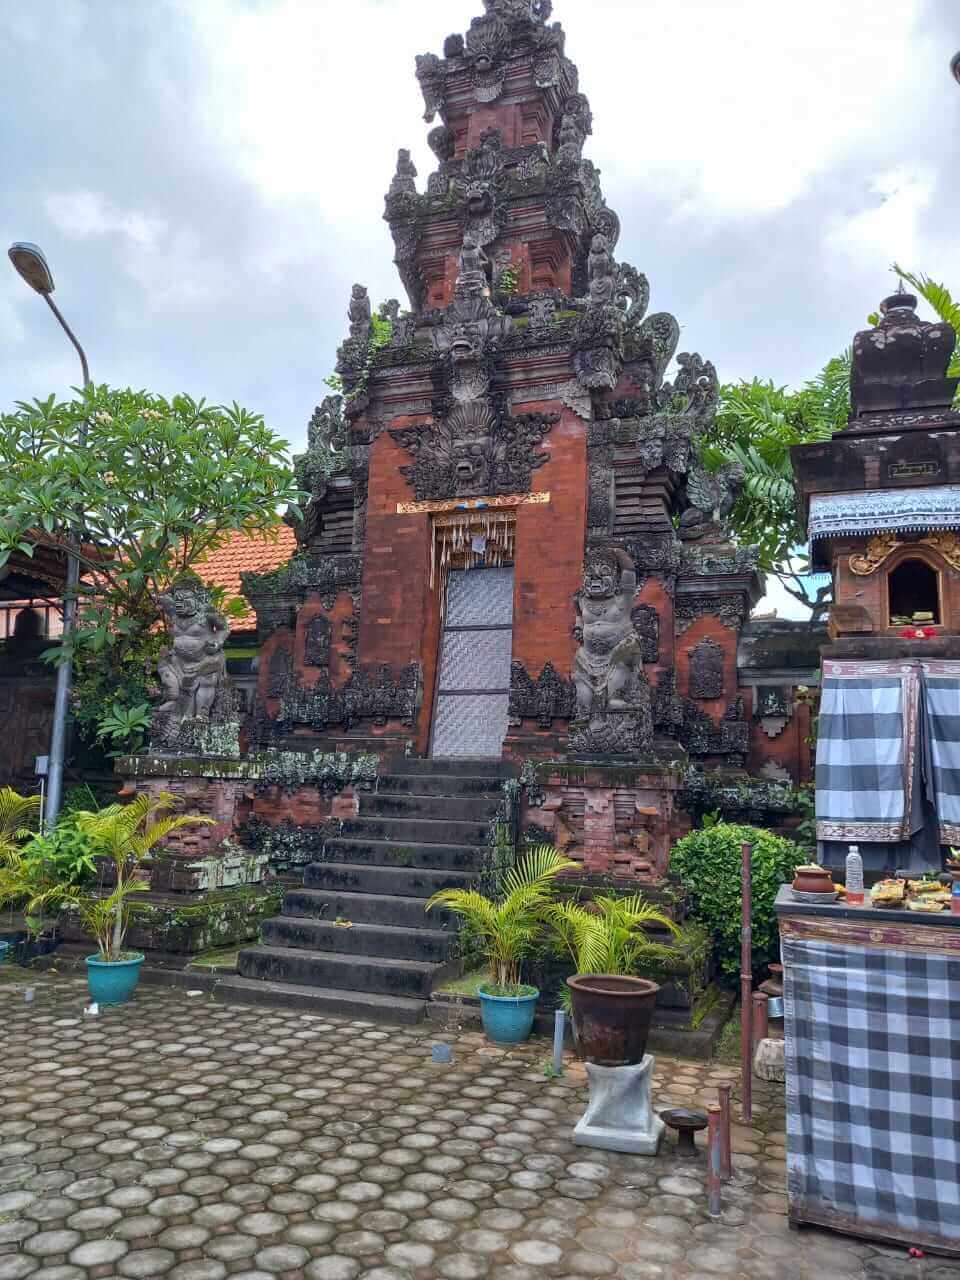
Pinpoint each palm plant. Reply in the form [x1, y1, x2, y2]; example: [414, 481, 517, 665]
[425, 845, 575, 991]
[547, 893, 680, 979]
[72, 792, 213, 961]
[0, 788, 42, 865]
[893, 266, 960, 396]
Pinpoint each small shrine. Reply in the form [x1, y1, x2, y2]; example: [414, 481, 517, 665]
[793, 290, 960, 871]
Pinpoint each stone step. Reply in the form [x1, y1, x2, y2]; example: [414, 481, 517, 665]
[387, 758, 518, 778]
[375, 774, 507, 797]
[262, 915, 451, 963]
[340, 815, 490, 845]
[238, 944, 439, 999]
[361, 791, 502, 821]
[214, 974, 427, 1024]
[303, 861, 474, 899]
[283, 888, 452, 930]
[323, 838, 484, 872]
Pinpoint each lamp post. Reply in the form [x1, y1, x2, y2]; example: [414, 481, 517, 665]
[8, 243, 91, 830]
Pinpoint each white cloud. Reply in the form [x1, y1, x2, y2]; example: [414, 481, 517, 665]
[44, 191, 165, 247]
[825, 167, 935, 273]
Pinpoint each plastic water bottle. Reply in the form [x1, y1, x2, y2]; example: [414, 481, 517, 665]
[846, 846, 865, 907]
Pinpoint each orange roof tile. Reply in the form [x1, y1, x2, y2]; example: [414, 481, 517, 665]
[196, 526, 297, 630]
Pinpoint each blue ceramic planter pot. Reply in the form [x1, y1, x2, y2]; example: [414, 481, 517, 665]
[477, 983, 539, 1045]
[86, 953, 145, 1005]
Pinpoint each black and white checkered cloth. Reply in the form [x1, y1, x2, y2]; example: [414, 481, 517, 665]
[815, 666, 909, 843]
[922, 660, 960, 845]
[783, 933, 960, 1244]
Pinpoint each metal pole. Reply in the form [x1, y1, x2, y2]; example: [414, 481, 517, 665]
[740, 840, 753, 1123]
[752, 991, 769, 1051]
[707, 1104, 722, 1217]
[40, 292, 90, 832]
[717, 1083, 732, 1182]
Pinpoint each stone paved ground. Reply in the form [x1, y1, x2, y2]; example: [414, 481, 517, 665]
[0, 973, 954, 1280]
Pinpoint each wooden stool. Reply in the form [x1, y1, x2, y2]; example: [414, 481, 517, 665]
[660, 1107, 708, 1157]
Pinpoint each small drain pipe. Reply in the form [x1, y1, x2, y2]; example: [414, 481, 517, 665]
[553, 1009, 565, 1076]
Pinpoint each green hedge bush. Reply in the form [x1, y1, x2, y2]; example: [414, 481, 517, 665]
[670, 823, 804, 981]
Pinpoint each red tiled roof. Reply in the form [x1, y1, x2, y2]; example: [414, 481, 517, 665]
[196, 526, 297, 630]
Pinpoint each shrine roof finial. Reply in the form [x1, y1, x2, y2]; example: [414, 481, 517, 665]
[850, 289, 958, 418]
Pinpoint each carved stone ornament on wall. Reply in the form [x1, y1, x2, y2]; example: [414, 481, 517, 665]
[267, 645, 294, 698]
[304, 616, 332, 668]
[509, 660, 576, 727]
[390, 235, 559, 500]
[252, 664, 423, 743]
[753, 685, 793, 740]
[631, 604, 660, 664]
[688, 637, 724, 700]
[679, 697, 749, 765]
[674, 593, 749, 634]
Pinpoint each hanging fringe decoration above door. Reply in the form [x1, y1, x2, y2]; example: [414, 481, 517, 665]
[431, 510, 517, 592]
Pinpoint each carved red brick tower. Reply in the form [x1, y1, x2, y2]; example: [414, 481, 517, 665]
[242, 0, 768, 874]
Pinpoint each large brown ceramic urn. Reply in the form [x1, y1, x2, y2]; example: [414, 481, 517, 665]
[566, 975, 660, 1066]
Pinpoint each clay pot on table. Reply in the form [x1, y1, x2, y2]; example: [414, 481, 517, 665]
[792, 865, 835, 895]
[566, 974, 660, 1067]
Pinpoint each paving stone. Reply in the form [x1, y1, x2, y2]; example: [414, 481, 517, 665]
[254, 1243, 310, 1272]
[304, 1259, 360, 1280]
[118, 1248, 177, 1277]
[69, 1237, 130, 1266]
[23, 1228, 83, 1256]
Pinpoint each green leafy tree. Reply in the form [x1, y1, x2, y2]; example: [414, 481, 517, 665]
[700, 356, 850, 615]
[0, 386, 303, 750]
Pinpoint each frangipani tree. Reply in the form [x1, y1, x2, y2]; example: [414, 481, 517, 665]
[0, 386, 303, 750]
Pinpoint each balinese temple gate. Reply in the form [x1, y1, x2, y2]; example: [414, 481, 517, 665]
[111, 0, 818, 1015]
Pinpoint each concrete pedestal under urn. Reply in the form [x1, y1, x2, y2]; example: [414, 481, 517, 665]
[574, 1054, 664, 1155]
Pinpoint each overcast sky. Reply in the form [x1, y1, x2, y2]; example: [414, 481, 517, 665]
[1, 0, 957, 612]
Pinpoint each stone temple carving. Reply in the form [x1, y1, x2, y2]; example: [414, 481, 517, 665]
[679, 461, 746, 542]
[152, 578, 238, 754]
[570, 547, 653, 754]
[688, 636, 724, 700]
[390, 233, 558, 500]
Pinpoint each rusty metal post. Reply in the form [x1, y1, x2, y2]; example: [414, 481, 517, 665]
[752, 992, 769, 1050]
[717, 1084, 732, 1182]
[740, 841, 753, 1123]
[707, 1104, 722, 1216]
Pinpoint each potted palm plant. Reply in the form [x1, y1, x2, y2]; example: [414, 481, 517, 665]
[548, 893, 679, 1066]
[72, 792, 213, 1005]
[0, 787, 44, 957]
[426, 846, 574, 1045]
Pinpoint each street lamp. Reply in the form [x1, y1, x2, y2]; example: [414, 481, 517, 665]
[8, 242, 91, 830]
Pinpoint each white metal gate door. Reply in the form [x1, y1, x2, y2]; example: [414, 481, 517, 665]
[430, 566, 514, 759]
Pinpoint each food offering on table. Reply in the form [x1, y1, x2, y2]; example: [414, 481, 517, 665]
[907, 896, 947, 912]
[907, 878, 944, 897]
[870, 878, 906, 907]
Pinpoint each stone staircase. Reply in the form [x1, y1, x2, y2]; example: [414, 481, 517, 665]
[217, 759, 516, 1023]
